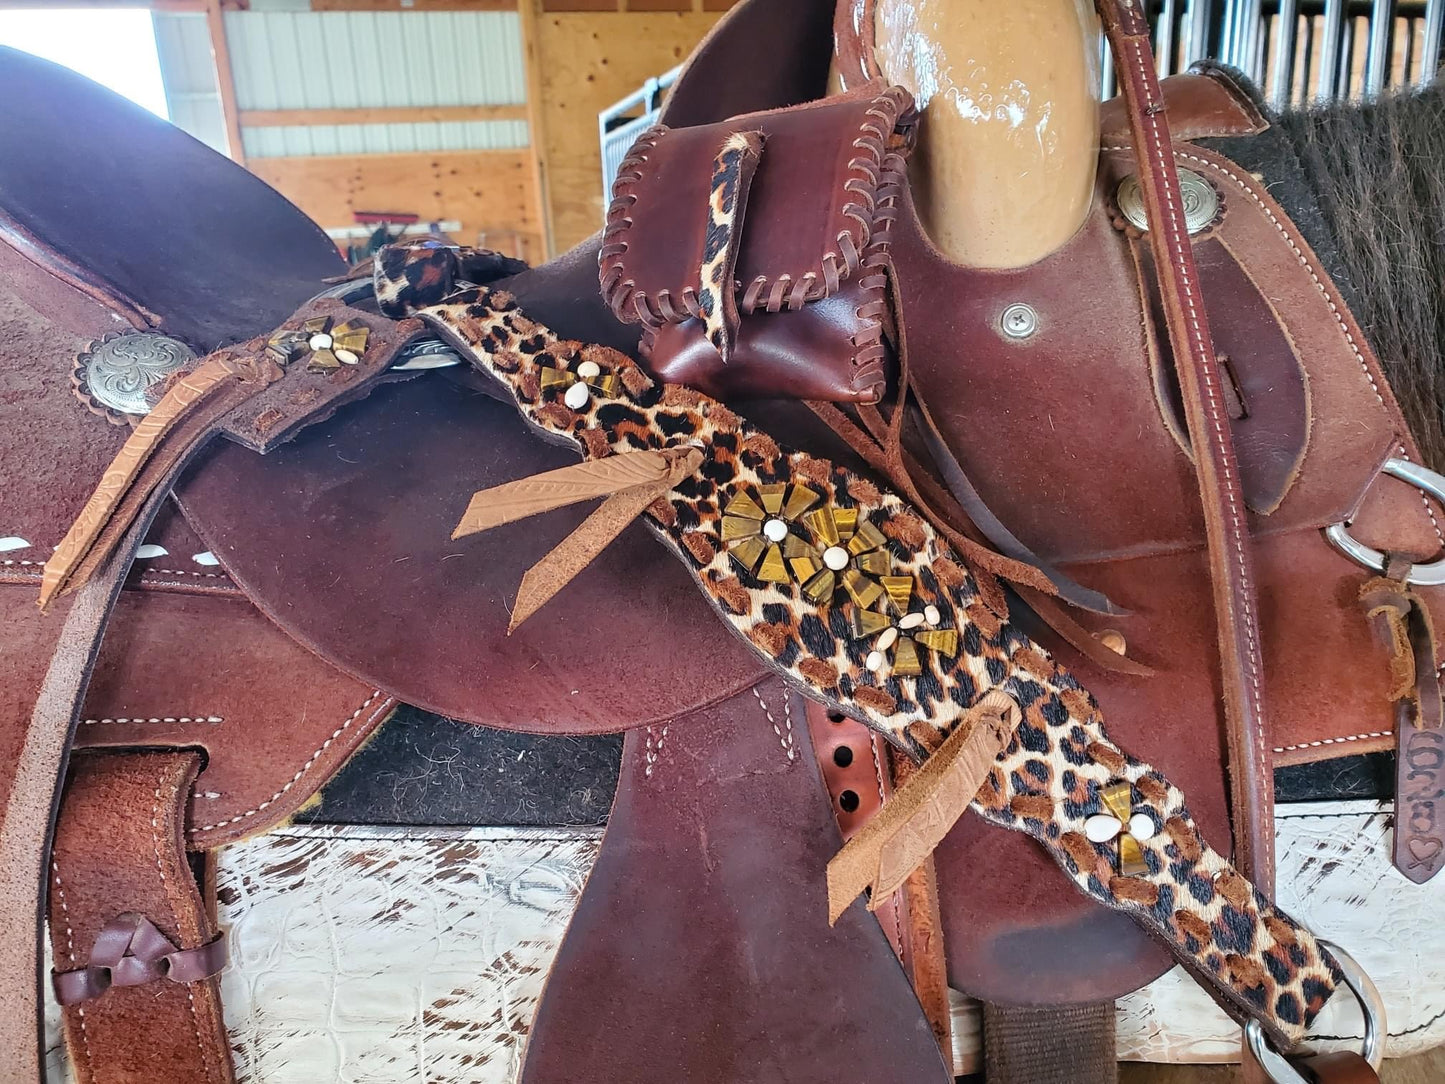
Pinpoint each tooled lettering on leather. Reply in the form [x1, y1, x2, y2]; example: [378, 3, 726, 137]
[378, 242, 1341, 1048]
[599, 86, 913, 327]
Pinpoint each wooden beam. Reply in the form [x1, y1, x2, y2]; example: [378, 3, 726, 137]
[518, 0, 555, 258]
[239, 104, 529, 128]
[203, 0, 246, 165]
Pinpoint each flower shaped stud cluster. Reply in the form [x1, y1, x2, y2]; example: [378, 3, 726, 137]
[851, 591, 959, 677]
[540, 356, 621, 411]
[1084, 781, 1159, 876]
[268, 316, 370, 373]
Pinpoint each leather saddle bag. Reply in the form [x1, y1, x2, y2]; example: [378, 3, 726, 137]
[599, 84, 914, 403]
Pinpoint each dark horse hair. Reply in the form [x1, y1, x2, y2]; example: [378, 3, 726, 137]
[1275, 85, 1445, 473]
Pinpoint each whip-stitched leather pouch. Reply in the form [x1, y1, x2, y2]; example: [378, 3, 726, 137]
[599, 85, 915, 403]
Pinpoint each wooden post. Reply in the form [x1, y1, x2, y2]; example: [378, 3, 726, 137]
[204, 0, 246, 165]
[518, 0, 556, 259]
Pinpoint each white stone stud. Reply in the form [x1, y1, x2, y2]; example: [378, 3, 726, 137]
[564, 382, 591, 410]
[762, 518, 789, 543]
[1085, 814, 1123, 843]
[576, 360, 601, 380]
[924, 605, 941, 626]
[865, 651, 885, 672]
[876, 627, 899, 651]
[308, 333, 333, 351]
[335, 348, 359, 365]
[1128, 813, 1158, 842]
[823, 546, 850, 572]
[898, 612, 926, 630]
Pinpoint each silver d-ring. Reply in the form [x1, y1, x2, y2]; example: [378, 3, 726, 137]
[1325, 458, 1445, 586]
[1244, 940, 1385, 1083]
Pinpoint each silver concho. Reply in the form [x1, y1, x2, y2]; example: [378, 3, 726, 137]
[1115, 169, 1220, 236]
[76, 332, 196, 417]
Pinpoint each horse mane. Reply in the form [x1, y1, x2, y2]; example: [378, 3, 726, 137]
[1275, 85, 1445, 473]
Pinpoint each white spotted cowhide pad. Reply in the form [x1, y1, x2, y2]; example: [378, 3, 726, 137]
[42, 803, 1445, 1081]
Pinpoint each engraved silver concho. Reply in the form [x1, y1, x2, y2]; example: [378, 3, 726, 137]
[74, 332, 196, 420]
[1115, 169, 1220, 236]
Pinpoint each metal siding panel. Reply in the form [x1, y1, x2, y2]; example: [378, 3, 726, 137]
[230, 11, 530, 155]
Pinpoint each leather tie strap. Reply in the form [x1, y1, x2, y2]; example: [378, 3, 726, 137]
[48, 751, 234, 1083]
[826, 689, 1021, 923]
[454, 446, 705, 631]
[1360, 564, 1445, 883]
[53, 913, 227, 1005]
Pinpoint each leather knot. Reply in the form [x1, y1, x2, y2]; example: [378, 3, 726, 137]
[52, 913, 226, 1006]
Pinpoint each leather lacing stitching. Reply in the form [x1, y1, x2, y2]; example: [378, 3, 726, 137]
[599, 88, 913, 328]
[752, 685, 796, 762]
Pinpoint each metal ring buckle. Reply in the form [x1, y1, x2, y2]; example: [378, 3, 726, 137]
[1325, 457, 1445, 586]
[1245, 940, 1385, 1083]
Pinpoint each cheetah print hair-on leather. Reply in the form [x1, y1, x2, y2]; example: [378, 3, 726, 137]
[376, 242, 1342, 1049]
[698, 131, 763, 362]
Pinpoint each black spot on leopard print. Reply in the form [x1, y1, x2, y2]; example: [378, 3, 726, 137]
[962, 623, 983, 657]
[1015, 721, 1051, 756]
[1060, 725, 1091, 766]
[761, 603, 789, 625]
[1040, 694, 1069, 728]
[701, 457, 738, 488]
[985, 656, 1008, 685]
[1216, 906, 1256, 954]
[1187, 873, 1216, 905]
[1274, 993, 1303, 1027]
[798, 613, 835, 658]
[657, 412, 698, 438]
[948, 671, 977, 707]
[1264, 952, 1292, 987]
[1008, 678, 1044, 709]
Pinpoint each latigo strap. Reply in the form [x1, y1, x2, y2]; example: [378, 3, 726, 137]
[376, 241, 1342, 1050]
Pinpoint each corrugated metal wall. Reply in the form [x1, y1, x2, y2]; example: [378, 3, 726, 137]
[153, 12, 229, 156]
[223, 10, 528, 159]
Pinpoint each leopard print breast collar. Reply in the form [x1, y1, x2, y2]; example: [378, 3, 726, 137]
[376, 241, 1343, 1050]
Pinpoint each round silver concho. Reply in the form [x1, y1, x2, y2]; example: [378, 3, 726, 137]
[76, 332, 196, 417]
[1115, 169, 1220, 236]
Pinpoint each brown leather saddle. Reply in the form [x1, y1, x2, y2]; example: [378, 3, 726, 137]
[1, 0, 1436, 1077]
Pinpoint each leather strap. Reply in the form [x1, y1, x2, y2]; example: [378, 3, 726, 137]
[0, 483, 179, 1083]
[806, 701, 954, 1062]
[49, 751, 232, 1083]
[1095, 0, 1273, 892]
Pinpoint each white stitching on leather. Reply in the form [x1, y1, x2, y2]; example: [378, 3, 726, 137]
[1102, 143, 1445, 551]
[1272, 731, 1393, 754]
[189, 691, 389, 834]
[50, 860, 94, 1073]
[83, 716, 223, 726]
[752, 686, 796, 761]
[1129, 43, 1268, 808]
[152, 774, 213, 1082]
[643, 724, 670, 779]
[1, 558, 233, 581]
